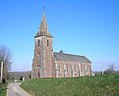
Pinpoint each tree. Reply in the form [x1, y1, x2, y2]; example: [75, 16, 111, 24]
[28, 73, 31, 79]
[108, 63, 115, 72]
[19, 76, 23, 80]
[104, 63, 115, 74]
[0, 45, 12, 80]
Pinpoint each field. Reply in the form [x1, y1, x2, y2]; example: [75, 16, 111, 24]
[21, 74, 119, 96]
[0, 84, 6, 96]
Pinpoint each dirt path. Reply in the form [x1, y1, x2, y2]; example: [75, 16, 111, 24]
[7, 82, 31, 96]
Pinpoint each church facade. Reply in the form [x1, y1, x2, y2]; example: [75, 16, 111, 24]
[32, 9, 92, 78]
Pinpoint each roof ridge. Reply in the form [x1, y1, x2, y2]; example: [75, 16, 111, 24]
[54, 52, 85, 57]
[54, 52, 91, 63]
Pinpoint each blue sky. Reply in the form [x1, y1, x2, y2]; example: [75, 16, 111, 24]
[0, 0, 119, 71]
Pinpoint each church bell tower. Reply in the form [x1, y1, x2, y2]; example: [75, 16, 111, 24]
[32, 7, 54, 78]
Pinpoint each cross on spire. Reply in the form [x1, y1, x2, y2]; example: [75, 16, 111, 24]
[34, 7, 53, 38]
[40, 6, 48, 34]
[42, 6, 45, 16]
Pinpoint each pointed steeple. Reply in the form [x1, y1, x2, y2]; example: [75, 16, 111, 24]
[35, 7, 53, 38]
[40, 7, 48, 34]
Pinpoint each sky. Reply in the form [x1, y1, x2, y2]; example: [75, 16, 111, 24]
[0, 0, 119, 72]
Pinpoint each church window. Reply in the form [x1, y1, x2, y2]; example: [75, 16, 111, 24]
[47, 40, 49, 47]
[78, 64, 81, 76]
[74, 66, 75, 72]
[66, 66, 68, 72]
[64, 64, 66, 77]
[85, 65, 88, 75]
[74, 65, 77, 73]
[58, 66, 61, 73]
[71, 70, 73, 77]
[87, 66, 89, 72]
[38, 39, 40, 46]
[71, 64, 74, 77]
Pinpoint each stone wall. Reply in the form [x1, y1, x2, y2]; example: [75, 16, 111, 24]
[55, 61, 92, 78]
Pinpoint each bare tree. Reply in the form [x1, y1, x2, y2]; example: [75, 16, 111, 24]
[108, 63, 115, 72]
[0, 45, 12, 79]
[104, 63, 115, 74]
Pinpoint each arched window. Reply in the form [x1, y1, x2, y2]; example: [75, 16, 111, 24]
[47, 40, 49, 47]
[66, 66, 68, 73]
[71, 64, 74, 77]
[74, 65, 76, 72]
[78, 64, 81, 76]
[58, 66, 61, 73]
[38, 39, 40, 46]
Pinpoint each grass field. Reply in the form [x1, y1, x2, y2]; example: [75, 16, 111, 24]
[21, 74, 119, 96]
[0, 84, 6, 96]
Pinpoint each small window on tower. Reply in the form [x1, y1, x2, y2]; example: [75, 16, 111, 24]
[38, 39, 40, 46]
[47, 40, 49, 47]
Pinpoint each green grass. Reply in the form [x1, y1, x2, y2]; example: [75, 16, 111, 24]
[21, 74, 119, 96]
[0, 83, 7, 96]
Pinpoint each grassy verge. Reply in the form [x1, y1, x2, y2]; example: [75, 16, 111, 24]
[0, 83, 7, 96]
[21, 74, 119, 96]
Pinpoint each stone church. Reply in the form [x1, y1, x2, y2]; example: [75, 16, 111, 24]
[32, 8, 92, 78]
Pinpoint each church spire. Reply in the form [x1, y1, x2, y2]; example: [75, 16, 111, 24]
[35, 7, 53, 38]
[42, 6, 45, 17]
[39, 6, 48, 33]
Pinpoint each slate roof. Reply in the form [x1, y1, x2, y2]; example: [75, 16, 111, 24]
[54, 52, 91, 63]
